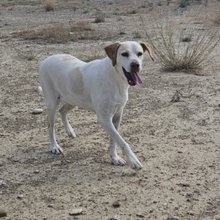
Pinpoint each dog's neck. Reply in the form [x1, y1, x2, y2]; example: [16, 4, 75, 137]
[104, 57, 130, 90]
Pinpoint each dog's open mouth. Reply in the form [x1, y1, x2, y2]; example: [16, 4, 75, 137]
[122, 68, 143, 86]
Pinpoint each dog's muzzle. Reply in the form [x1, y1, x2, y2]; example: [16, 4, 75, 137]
[122, 61, 143, 86]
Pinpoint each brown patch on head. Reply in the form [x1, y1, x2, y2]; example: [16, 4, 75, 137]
[104, 42, 121, 66]
[69, 67, 84, 94]
[139, 42, 154, 61]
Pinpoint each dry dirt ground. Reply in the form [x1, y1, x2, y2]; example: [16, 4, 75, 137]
[0, 0, 220, 219]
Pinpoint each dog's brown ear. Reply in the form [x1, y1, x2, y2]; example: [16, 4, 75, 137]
[104, 42, 121, 66]
[140, 42, 154, 61]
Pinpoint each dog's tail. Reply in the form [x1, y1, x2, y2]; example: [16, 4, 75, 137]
[38, 86, 43, 95]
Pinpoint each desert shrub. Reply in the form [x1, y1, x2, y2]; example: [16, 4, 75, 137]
[14, 20, 118, 43]
[208, 3, 220, 25]
[16, 22, 69, 43]
[179, 0, 190, 8]
[94, 11, 105, 23]
[43, 22, 69, 42]
[141, 13, 220, 73]
[69, 20, 92, 32]
[42, 0, 56, 11]
[82, 48, 104, 62]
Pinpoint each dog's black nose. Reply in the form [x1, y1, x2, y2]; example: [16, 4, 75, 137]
[131, 61, 140, 71]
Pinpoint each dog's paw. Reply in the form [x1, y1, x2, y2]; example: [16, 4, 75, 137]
[51, 145, 63, 154]
[127, 154, 143, 170]
[66, 126, 76, 138]
[67, 129, 76, 138]
[111, 155, 126, 166]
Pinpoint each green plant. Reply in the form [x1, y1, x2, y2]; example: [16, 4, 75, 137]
[141, 14, 220, 73]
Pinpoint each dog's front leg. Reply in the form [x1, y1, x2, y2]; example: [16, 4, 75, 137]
[109, 112, 126, 166]
[98, 115, 143, 170]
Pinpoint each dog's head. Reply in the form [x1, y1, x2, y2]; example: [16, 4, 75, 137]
[105, 41, 154, 86]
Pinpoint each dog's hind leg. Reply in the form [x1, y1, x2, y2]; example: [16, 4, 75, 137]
[46, 96, 63, 154]
[109, 112, 126, 166]
[59, 103, 76, 138]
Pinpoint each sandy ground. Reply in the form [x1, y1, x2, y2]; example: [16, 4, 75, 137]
[0, 0, 220, 219]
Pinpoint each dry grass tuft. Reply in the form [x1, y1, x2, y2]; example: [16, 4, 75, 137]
[13, 22, 69, 43]
[94, 11, 105, 23]
[208, 3, 220, 25]
[42, 22, 69, 42]
[141, 12, 220, 73]
[69, 20, 92, 32]
[42, 0, 56, 11]
[13, 20, 118, 43]
[82, 48, 104, 62]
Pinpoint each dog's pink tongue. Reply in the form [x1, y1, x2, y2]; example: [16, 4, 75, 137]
[134, 72, 143, 86]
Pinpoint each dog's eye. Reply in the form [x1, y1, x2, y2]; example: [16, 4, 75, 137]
[137, 52, 143, 57]
[121, 52, 129, 57]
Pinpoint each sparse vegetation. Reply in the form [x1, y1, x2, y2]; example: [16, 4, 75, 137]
[179, 0, 190, 8]
[133, 31, 142, 38]
[82, 48, 104, 62]
[208, 3, 220, 25]
[13, 20, 118, 43]
[1, 1, 220, 219]
[94, 11, 105, 23]
[142, 13, 220, 73]
[42, 0, 56, 11]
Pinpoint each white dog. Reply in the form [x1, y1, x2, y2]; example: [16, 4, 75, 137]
[39, 41, 154, 170]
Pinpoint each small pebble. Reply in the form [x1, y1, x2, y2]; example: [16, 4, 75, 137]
[69, 208, 83, 216]
[136, 213, 145, 218]
[168, 216, 180, 220]
[13, 158, 20, 162]
[38, 87, 43, 93]
[0, 181, 6, 187]
[0, 206, 7, 217]
[112, 200, 120, 208]
[17, 194, 24, 199]
[179, 182, 190, 187]
[32, 108, 43, 114]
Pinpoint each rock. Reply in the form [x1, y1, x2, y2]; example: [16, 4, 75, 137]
[32, 108, 43, 114]
[0, 181, 6, 187]
[110, 215, 120, 220]
[0, 206, 7, 217]
[38, 86, 43, 93]
[136, 213, 145, 218]
[112, 200, 120, 208]
[69, 208, 83, 216]
[17, 194, 24, 199]
[13, 158, 20, 162]
[167, 216, 180, 220]
[178, 182, 190, 187]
